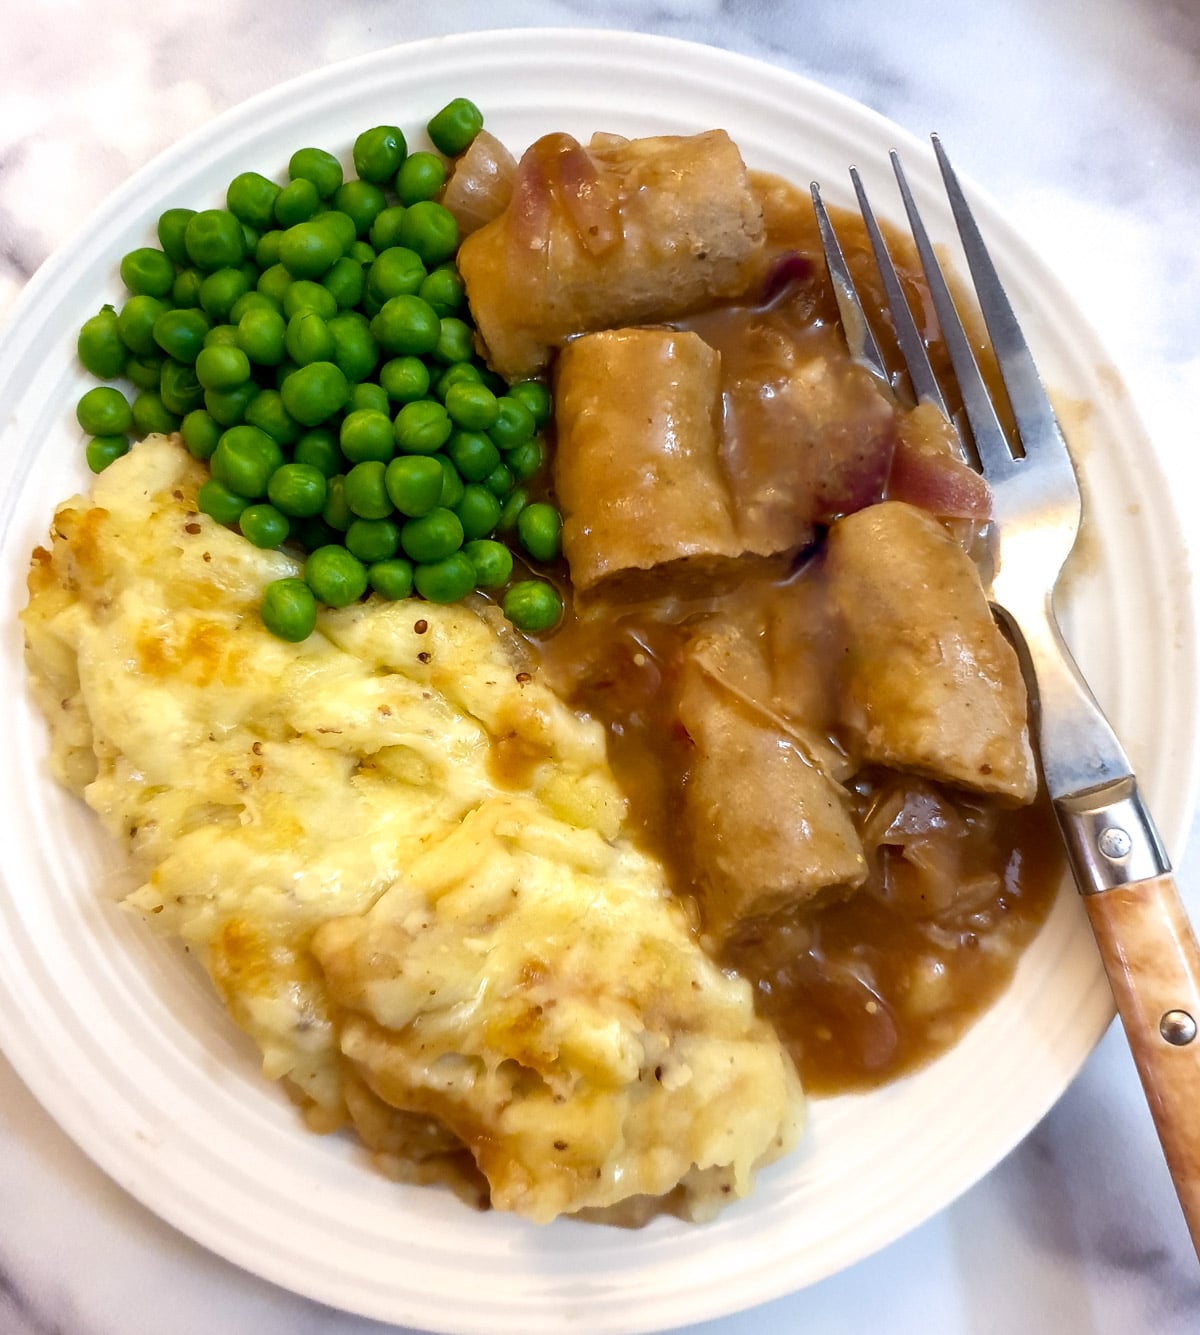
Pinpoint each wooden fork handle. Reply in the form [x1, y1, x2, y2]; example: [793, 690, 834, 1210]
[1085, 874, 1200, 1252]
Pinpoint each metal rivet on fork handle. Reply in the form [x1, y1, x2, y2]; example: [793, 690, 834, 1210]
[1160, 1011, 1198, 1047]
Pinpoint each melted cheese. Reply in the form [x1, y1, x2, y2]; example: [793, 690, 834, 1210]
[22, 435, 803, 1222]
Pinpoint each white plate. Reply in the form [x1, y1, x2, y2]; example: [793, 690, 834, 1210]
[0, 27, 1196, 1335]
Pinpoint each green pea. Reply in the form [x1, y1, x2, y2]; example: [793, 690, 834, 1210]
[274, 177, 321, 227]
[251, 228, 279, 269]
[157, 207, 196, 265]
[395, 151, 447, 206]
[261, 577, 317, 642]
[268, 462, 327, 517]
[349, 239, 376, 265]
[229, 290, 281, 322]
[132, 390, 181, 436]
[414, 552, 475, 604]
[257, 263, 293, 306]
[371, 294, 440, 355]
[333, 179, 386, 236]
[237, 306, 286, 366]
[198, 478, 250, 525]
[199, 267, 251, 320]
[305, 544, 367, 607]
[171, 267, 204, 309]
[195, 343, 251, 390]
[435, 361, 483, 400]
[85, 435, 131, 473]
[289, 147, 343, 200]
[77, 305, 128, 379]
[244, 389, 299, 445]
[427, 98, 484, 157]
[379, 355, 430, 403]
[401, 506, 464, 562]
[488, 395, 536, 451]
[444, 382, 498, 431]
[368, 206, 408, 253]
[433, 317, 474, 366]
[126, 354, 165, 390]
[496, 486, 528, 535]
[419, 265, 465, 317]
[153, 308, 211, 363]
[204, 380, 259, 426]
[203, 323, 241, 349]
[294, 428, 341, 478]
[327, 311, 379, 382]
[211, 424, 284, 498]
[285, 310, 334, 365]
[181, 408, 221, 461]
[343, 460, 393, 519]
[354, 125, 407, 184]
[280, 361, 349, 426]
[159, 358, 205, 415]
[506, 437, 545, 482]
[454, 484, 502, 541]
[483, 461, 515, 498]
[345, 517, 401, 563]
[273, 358, 300, 390]
[463, 538, 513, 590]
[367, 558, 414, 600]
[280, 220, 342, 279]
[120, 247, 175, 299]
[283, 280, 338, 321]
[227, 172, 282, 230]
[396, 201, 459, 269]
[239, 503, 291, 549]
[294, 516, 340, 551]
[367, 247, 427, 303]
[508, 379, 553, 428]
[393, 398, 452, 454]
[517, 502, 563, 563]
[76, 386, 132, 436]
[445, 429, 500, 483]
[348, 381, 390, 417]
[340, 408, 394, 464]
[184, 209, 246, 271]
[322, 474, 353, 531]
[437, 454, 466, 509]
[503, 579, 563, 633]
[322, 255, 365, 309]
[317, 210, 357, 254]
[384, 453, 444, 518]
[117, 295, 169, 356]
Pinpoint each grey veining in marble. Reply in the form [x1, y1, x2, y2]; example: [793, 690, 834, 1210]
[1, 2, 1199, 1332]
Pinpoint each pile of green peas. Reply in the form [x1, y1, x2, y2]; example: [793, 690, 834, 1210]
[74, 96, 565, 642]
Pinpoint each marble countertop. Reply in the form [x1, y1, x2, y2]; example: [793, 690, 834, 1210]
[2, 2, 1199, 1332]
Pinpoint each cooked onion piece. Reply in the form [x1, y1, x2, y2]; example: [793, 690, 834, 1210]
[440, 129, 517, 236]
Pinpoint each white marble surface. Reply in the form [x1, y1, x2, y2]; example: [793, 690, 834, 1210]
[2, 1, 1199, 1332]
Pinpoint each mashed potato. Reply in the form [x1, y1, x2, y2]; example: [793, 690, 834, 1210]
[21, 435, 802, 1222]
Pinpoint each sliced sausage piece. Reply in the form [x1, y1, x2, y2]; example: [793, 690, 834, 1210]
[824, 500, 1037, 803]
[458, 130, 765, 379]
[554, 328, 742, 594]
[678, 628, 867, 942]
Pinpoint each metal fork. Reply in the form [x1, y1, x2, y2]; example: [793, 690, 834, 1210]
[812, 139, 1200, 1254]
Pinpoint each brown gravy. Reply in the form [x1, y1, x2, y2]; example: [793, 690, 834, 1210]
[526, 174, 1063, 1096]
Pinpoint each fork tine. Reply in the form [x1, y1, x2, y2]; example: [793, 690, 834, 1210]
[809, 182, 890, 389]
[931, 135, 1067, 463]
[889, 149, 1017, 480]
[849, 166, 950, 421]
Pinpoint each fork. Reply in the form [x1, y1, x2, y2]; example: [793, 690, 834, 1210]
[811, 138, 1200, 1254]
